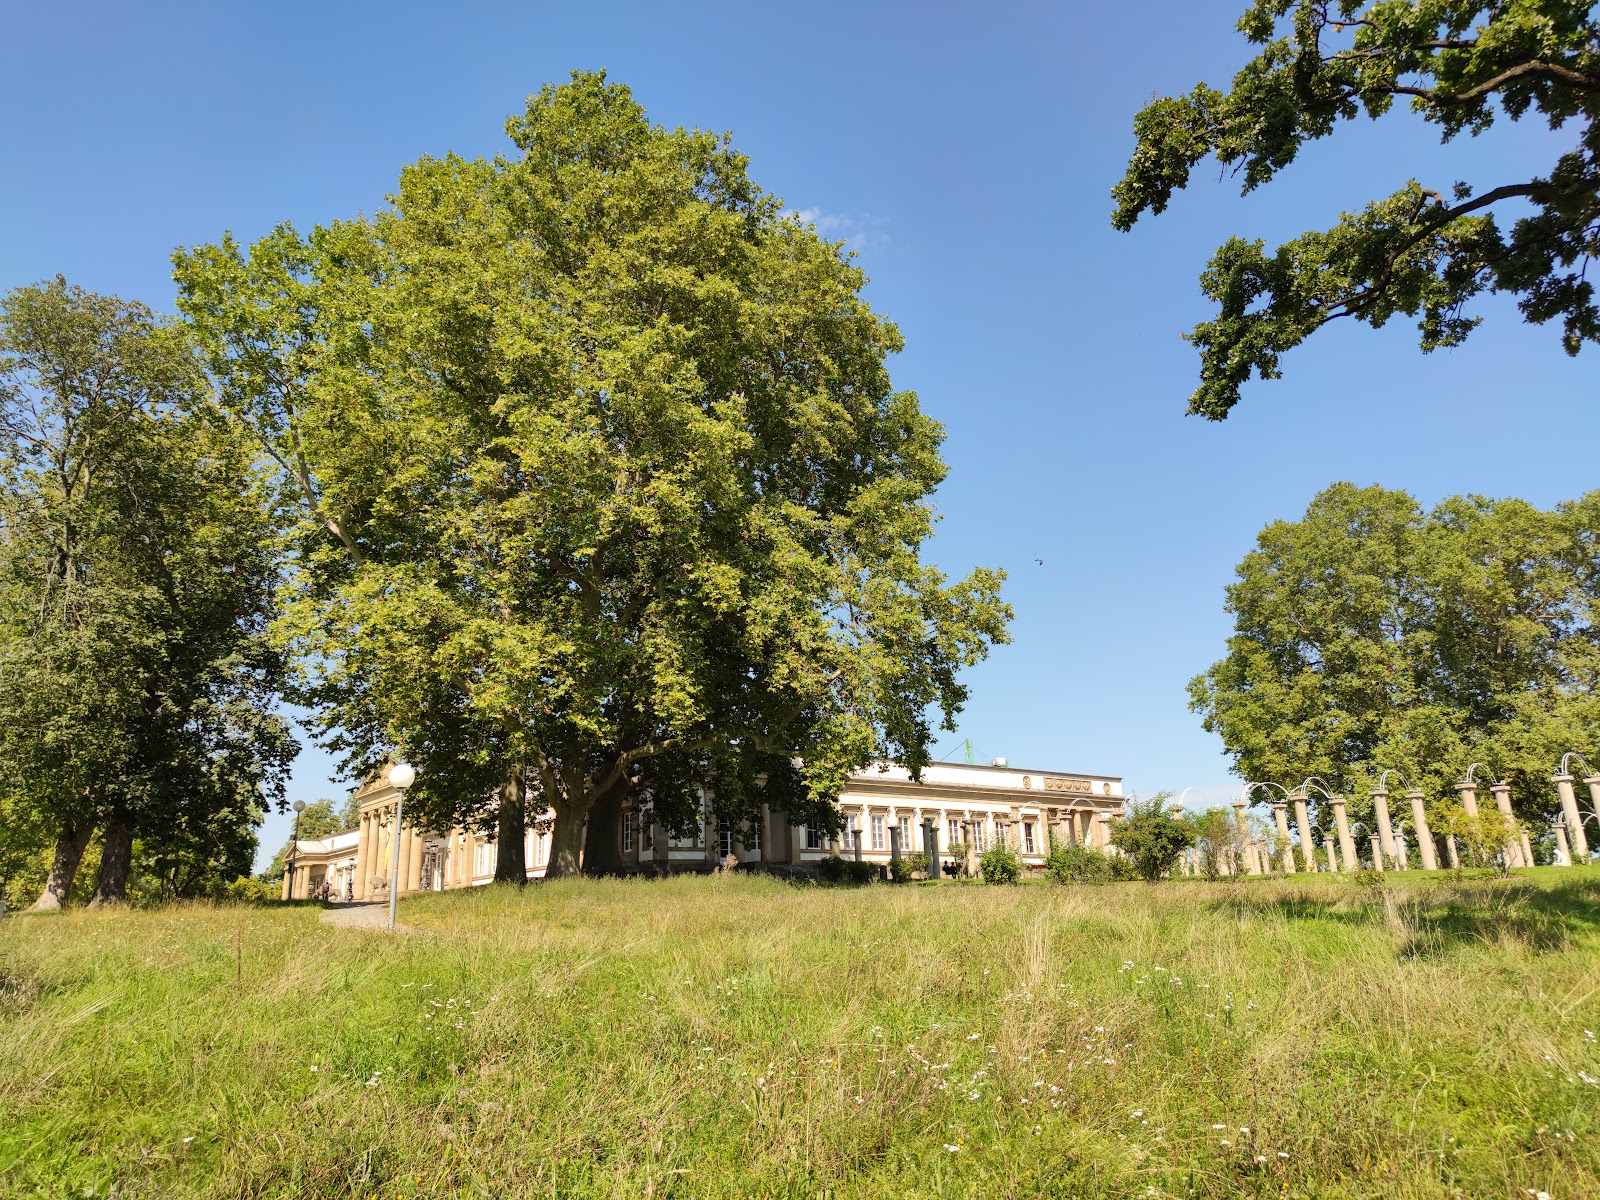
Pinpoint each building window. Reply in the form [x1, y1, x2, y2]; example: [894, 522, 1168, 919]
[622, 810, 634, 853]
[845, 814, 859, 851]
[537, 831, 549, 867]
[746, 819, 761, 852]
[806, 824, 823, 850]
[897, 815, 911, 851]
[718, 818, 733, 856]
[973, 820, 987, 853]
[995, 820, 1009, 848]
[948, 817, 962, 847]
[871, 815, 885, 852]
[1023, 821, 1037, 854]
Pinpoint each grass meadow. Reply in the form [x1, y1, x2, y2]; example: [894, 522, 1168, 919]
[1, 870, 1598, 1199]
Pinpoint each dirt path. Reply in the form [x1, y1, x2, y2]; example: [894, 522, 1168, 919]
[319, 901, 410, 932]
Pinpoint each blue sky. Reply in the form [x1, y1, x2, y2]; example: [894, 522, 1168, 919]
[4, 1, 1594, 867]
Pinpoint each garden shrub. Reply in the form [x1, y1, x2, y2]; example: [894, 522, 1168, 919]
[890, 851, 928, 883]
[1045, 844, 1112, 883]
[979, 844, 1022, 884]
[817, 856, 878, 885]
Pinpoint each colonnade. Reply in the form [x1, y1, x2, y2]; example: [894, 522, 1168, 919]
[351, 800, 431, 899]
[1186, 760, 1600, 877]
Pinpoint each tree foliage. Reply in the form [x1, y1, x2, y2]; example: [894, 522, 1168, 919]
[1113, 1, 1600, 418]
[1192, 482, 1600, 834]
[174, 73, 1011, 878]
[0, 278, 294, 906]
[1109, 791, 1195, 881]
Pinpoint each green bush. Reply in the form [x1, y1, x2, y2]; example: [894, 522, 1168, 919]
[890, 851, 928, 883]
[1108, 794, 1196, 881]
[225, 876, 279, 904]
[816, 856, 878, 885]
[979, 844, 1023, 884]
[1044, 844, 1112, 883]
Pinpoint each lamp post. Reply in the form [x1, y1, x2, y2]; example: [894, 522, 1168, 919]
[285, 800, 306, 900]
[387, 761, 416, 930]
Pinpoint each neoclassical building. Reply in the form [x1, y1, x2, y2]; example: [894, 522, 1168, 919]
[280, 759, 1125, 900]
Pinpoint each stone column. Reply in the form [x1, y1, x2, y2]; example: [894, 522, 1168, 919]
[1553, 821, 1572, 866]
[1292, 793, 1317, 873]
[852, 829, 863, 862]
[889, 825, 902, 864]
[1369, 834, 1384, 873]
[1520, 830, 1535, 868]
[1585, 775, 1600, 859]
[1331, 796, 1356, 872]
[1370, 789, 1395, 865]
[1445, 834, 1460, 870]
[281, 869, 292, 901]
[1230, 801, 1256, 874]
[924, 819, 941, 880]
[1324, 838, 1337, 873]
[1490, 783, 1522, 868]
[407, 829, 425, 891]
[1271, 801, 1295, 874]
[397, 826, 414, 894]
[1455, 780, 1480, 819]
[1552, 774, 1588, 861]
[1407, 790, 1438, 871]
[353, 812, 371, 900]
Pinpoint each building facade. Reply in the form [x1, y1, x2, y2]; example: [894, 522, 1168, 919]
[280, 759, 1125, 900]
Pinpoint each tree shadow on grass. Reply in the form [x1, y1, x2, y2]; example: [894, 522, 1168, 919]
[1207, 875, 1600, 958]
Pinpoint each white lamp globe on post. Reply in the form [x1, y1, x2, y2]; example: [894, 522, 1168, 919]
[386, 761, 416, 930]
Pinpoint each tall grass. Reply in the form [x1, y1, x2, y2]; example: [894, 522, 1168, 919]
[1, 870, 1597, 1198]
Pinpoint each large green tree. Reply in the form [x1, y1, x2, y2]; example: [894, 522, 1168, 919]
[0, 278, 294, 907]
[1114, 1, 1600, 418]
[175, 72, 1011, 879]
[1192, 482, 1600, 839]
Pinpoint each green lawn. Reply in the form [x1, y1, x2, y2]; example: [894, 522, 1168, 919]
[2, 870, 1598, 1198]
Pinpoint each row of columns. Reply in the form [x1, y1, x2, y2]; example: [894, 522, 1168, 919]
[351, 803, 428, 900]
[1198, 771, 1598, 877]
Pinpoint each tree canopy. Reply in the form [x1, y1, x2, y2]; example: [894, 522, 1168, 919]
[0, 278, 294, 907]
[1191, 482, 1600, 834]
[175, 72, 1011, 878]
[1113, 1, 1600, 418]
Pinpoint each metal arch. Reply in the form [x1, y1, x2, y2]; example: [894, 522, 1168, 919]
[1376, 769, 1407, 792]
[1300, 776, 1338, 802]
[1559, 750, 1594, 777]
[1242, 781, 1291, 802]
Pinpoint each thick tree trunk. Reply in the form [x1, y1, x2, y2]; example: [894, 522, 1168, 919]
[582, 788, 624, 876]
[90, 813, 135, 907]
[493, 774, 527, 884]
[546, 802, 588, 878]
[31, 823, 94, 911]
